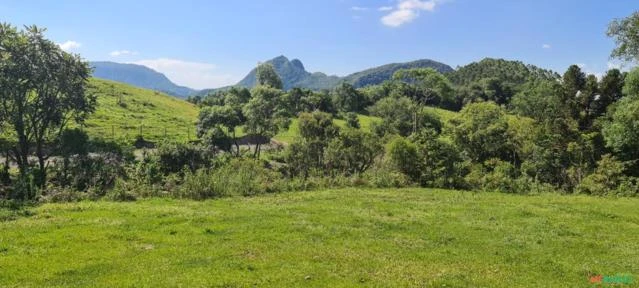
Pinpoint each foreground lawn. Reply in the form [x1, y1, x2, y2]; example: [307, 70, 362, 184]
[1, 189, 638, 287]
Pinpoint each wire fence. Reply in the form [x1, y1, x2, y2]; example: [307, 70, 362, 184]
[84, 125, 197, 143]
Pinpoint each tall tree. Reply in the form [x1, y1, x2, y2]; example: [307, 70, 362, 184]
[392, 68, 455, 109]
[562, 65, 586, 118]
[607, 11, 639, 62]
[197, 105, 243, 155]
[256, 63, 283, 90]
[242, 86, 288, 158]
[595, 69, 624, 116]
[0, 24, 94, 192]
[331, 82, 367, 113]
[577, 74, 599, 129]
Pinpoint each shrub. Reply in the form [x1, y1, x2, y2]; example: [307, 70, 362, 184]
[386, 137, 420, 181]
[363, 161, 412, 188]
[176, 159, 283, 200]
[155, 142, 214, 174]
[49, 153, 125, 196]
[40, 187, 87, 203]
[324, 129, 382, 175]
[345, 112, 360, 129]
[464, 159, 518, 193]
[105, 179, 138, 202]
[576, 154, 635, 196]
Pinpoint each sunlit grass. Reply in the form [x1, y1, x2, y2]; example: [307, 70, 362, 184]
[1, 188, 637, 287]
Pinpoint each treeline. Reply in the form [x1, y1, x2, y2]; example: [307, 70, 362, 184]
[2, 11, 639, 203]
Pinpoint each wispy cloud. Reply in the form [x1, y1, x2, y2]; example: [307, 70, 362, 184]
[58, 41, 81, 51]
[381, 0, 444, 27]
[351, 6, 368, 11]
[378, 6, 394, 11]
[542, 44, 551, 49]
[110, 50, 139, 57]
[132, 58, 236, 89]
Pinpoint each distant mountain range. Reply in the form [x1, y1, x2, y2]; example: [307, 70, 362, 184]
[91, 56, 454, 98]
[90, 62, 196, 98]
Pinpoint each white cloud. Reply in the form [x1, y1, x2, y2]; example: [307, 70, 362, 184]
[58, 41, 81, 51]
[382, 9, 419, 27]
[607, 61, 621, 70]
[351, 6, 368, 11]
[110, 50, 139, 57]
[378, 6, 394, 11]
[542, 44, 551, 49]
[132, 58, 235, 89]
[381, 0, 443, 27]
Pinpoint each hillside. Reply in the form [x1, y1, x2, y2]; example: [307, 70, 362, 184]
[198, 56, 454, 96]
[343, 59, 454, 88]
[84, 78, 199, 142]
[2, 188, 638, 287]
[90, 62, 196, 98]
[446, 58, 560, 86]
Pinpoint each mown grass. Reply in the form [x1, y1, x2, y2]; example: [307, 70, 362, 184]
[83, 78, 199, 143]
[1, 188, 637, 287]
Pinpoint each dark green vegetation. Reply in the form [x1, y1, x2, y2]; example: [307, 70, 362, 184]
[1, 188, 638, 287]
[91, 61, 196, 98]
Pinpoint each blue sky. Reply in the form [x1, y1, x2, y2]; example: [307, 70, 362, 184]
[2, 0, 636, 89]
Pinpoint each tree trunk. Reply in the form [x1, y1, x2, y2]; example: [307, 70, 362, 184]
[35, 142, 47, 188]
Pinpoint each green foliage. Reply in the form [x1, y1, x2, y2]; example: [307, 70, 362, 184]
[602, 96, 639, 163]
[595, 69, 624, 116]
[154, 142, 214, 175]
[345, 112, 360, 129]
[607, 11, 639, 62]
[256, 63, 283, 89]
[49, 153, 125, 196]
[576, 154, 637, 196]
[392, 68, 455, 108]
[369, 96, 417, 136]
[331, 82, 368, 113]
[511, 80, 568, 121]
[450, 102, 514, 163]
[284, 112, 339, 177]
[243, 85, 289, 157]
[324, 129, 382, 175]
[177, 159, 282, 199]
[0, 23, 94, 189]
[386, 137, 420, 181]
[409, 129, 464, 188]
[465, 159, 518, 193]
[344, 59, 453, 88]
[361, 161, 412, 188]
[197, 105, 242, 154]
[447, 58, 559, 87]
[623, 67, 639, 97]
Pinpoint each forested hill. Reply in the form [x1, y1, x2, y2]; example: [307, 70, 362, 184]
[446, 58, 560, 86]
[233, 56, 454, 91]
[343, 59, 454, 88]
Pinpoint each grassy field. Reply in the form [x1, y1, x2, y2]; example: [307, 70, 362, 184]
[1, 188, 637, 287]
[84, 78, 200, 143]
